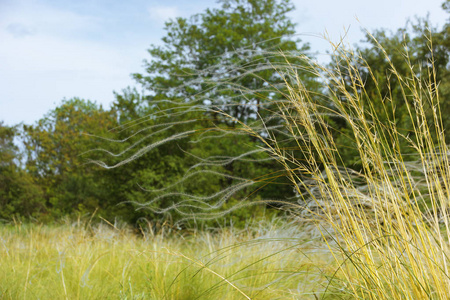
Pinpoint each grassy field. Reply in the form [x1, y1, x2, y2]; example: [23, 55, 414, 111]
[0, 219, 345, 299]
[3, 34, 449, 299]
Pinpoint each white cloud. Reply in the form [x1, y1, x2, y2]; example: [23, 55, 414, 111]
[6, 23, 36, 38]
[148, 5, 180, 24]
[0, 0, 140, 125]
[1, 1, 100, 38]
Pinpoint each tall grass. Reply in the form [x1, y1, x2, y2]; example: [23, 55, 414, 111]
[87, 33, 450, 299]
[252, 37, 450, 298]
[0, 218, 337, 299]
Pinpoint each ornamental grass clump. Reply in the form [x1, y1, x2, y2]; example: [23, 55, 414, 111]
[90, 32, 449, 298]
[259, 36, 450, 298]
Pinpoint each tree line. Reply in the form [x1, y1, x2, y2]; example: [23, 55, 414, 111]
[1, 0, 449, 226]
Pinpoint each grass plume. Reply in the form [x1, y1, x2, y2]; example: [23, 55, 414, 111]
[85, 32, 450, 298]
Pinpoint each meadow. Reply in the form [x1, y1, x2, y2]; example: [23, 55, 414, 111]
[2, 26, 449, 299]
[0, 218, 343, 299]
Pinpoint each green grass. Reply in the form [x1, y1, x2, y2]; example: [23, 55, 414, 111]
[0, 219, 342, 299]
[6, 33, 449, 299]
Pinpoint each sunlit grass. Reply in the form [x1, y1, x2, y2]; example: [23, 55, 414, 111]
[176, 33, 450, 298]
[12, 29, 449, 298]
[0, 219, 340, 299]
[252, 35, 450, 298]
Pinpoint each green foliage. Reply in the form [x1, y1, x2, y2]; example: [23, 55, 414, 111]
[328, 13, 450, 169]
[4, 0, 448, 228]
[106, 0, 313, 225]
[22, 98, 121, 219]
[359, 17, 449, 127]
[0, 122, 44, 220]
[133, 0, 314, 123]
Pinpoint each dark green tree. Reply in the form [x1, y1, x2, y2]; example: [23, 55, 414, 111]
[23, 98, 124, 219]
[0, 122, 44, 220]
[109, 0, 317, 224]
[327, 7, 450, 169]
[133, 0, 315, 123]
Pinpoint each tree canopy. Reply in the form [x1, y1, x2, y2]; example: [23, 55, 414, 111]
[1, 0, 448, 225]
[132, 0, 315, 124]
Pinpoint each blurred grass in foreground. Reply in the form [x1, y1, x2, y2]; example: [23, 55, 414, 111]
[0, 219, 344, 299]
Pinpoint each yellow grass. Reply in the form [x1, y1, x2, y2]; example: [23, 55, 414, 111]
[8, 34, 448, 299]
[0, 219, 341, 299]
[239, 35, 450, 298]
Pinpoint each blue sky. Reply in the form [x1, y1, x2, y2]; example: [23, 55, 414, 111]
[1, 0, 448, 126]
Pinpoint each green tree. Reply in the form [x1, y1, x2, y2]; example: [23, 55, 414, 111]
[23, 98, 123, 218]
[327, 9, 450, 169]
[360, 18, 449, 128]
[133, 0, 315, 123]
[0, 122, 44, 220]
[109, 0, 316, 224]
